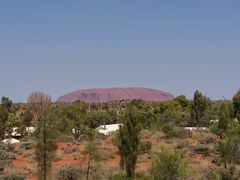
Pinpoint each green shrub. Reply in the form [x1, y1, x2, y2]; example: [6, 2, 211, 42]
[0, 174, 26, 180]
[151, 148, 191, 180]
[139, 130, 153, 139]
[0, 144, 15, 172]
[87, 164, 103, 180]
[56, 134, 76, 143]
[166, 129, 178, 138]
[111, 170, 149, 179]
[112, 131, 120, 147]
[210, 122, 221, 135]
[204, 168, 221, 180]
[219, 167, 236, 180]
[161, 124, 173, 134]
[54, 152, 64, 161]
[112, 172, 125, 180]
[138, 141, 152, 153]
[150, 131, 165, 139]
[135, 171, 149, 180]
[102, 153, 115, 160]
[176, 140, 189, 149]
[166, 127, 185, 139]
[57, 165, 84, 180]
[202, 149, 210, 157]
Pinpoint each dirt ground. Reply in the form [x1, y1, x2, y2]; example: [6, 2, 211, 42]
[6, 130, 235, 179]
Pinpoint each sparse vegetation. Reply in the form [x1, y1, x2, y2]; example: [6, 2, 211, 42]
[0, 144, 15, 173]
[0, 173, 26, 180]
[0, 89, 240, 179]
[151, 148, 190, 180]
[138, 141, 152, 154]
[57, 165, 84, 180]
[81, 129, 102, 180]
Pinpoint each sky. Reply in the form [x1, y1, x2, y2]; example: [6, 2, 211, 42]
[0, 1, 240, 102]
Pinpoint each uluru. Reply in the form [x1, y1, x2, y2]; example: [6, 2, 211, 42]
[56, 87, 174, 103]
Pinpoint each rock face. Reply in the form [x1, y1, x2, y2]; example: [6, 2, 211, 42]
[57, 87, 174, 103]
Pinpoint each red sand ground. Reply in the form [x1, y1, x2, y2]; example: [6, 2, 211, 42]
[11, 134, 219, 179]
[53, 142, 83, 168]
[13, 153, 37, 180]
[103, 137, 120, 166]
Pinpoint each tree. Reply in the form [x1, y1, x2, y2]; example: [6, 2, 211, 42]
[28, 92, 57, 180]
[218, 121, 240, 179]
[151, 148, 190, 180]
[0, 144, 14, 173]
[0, 107, 8, 139]
[218, 136, 239, 179]
[127, 100, 158, 129]
[53, 101, 87, 136]
[118, 106, 141, 179]
[0, 96, 21, 139]
[20, 110, 33, 127]
[233, 90, 240, 120]
[190, 90, 208, 126]
[1, 96, 12, 112]
[217, 102, 231, 136]
[5, 113, 21, 137]
[154, 99, 189, 127]
[84, 111, 113, 129]
[0, 96, 12, 140]
[174, 95, 189, 110]
[81, 129, 101, 180]
[219, 137, 236, 169]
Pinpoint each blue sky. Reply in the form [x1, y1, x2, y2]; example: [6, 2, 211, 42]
[0, 1, 240, 102]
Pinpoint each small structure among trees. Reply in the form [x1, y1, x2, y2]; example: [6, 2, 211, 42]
[96, 123, 123, 136]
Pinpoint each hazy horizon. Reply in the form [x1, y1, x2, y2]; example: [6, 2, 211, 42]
[1, 1, 240, 102]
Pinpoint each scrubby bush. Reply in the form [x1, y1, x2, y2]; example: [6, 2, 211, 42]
[176, 140, 189, 149]
[139, 130, 153, 139]
[0, 173, 26, 180]
[219, 167, 236, 180]
[86, 164, 103, 180]
[218, 121, 240, 167]
[161, 123, 173, 134]
[210, 122, 220, 135]
[138, 141, 152, 153]
[204, 168, 221, 180]
[109, 171, 148, 180]
[111, 131, 120, 147]
[57, 165, 84, 180]
[165, 127, 185, 139]
[150, 131, 165, 139]
[194, 145, 209, 156]
[0, 144, 15, 172]
[151, 148, 190, 180]
[111, 172, 125, 180]
[166, 129, 178, 138]
[199, 134, 216, 145]
[101, 153, 115, 160]
[135, 171, 149, 180]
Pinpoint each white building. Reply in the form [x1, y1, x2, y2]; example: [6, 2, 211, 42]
[96, 124, 123, 136]
[1, 138, 20, 145]
[184, 127, 208, 131]
[5, 127, 36, 138]
[25, 127, 36, 134]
